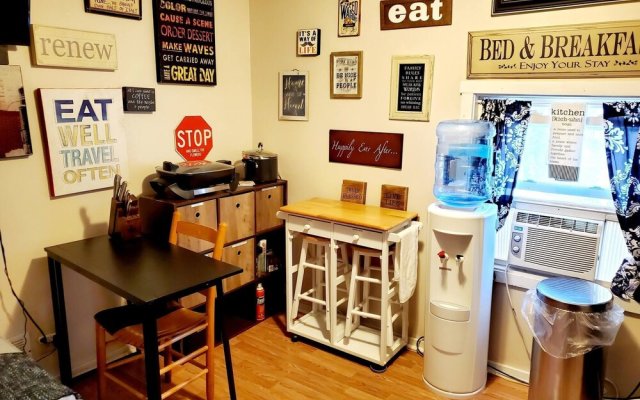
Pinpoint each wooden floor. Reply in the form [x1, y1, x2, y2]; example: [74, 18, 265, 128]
[71, 314, 528, 400]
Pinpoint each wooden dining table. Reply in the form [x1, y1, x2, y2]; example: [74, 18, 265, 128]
[45, 235, 242, 400]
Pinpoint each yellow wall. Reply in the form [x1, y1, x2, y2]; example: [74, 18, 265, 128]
[249, 0, 640, 395]
[0, 0, 253, 375]
[1, 0, 639, 394]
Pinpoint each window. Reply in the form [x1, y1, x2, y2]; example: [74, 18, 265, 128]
[474, 93, 640, 282]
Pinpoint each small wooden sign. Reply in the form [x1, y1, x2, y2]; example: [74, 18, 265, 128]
[380, 184, 409, 210]
[341, 180, 367, 204]
[31, 25, 118, 70]
[122, 87, 156, 112]
[329, 130, 404, 169]
[380, 0, 452, 31]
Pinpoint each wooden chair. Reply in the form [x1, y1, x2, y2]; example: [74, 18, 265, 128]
[94, 211, 227, 400]
[344, 185, 409, 351]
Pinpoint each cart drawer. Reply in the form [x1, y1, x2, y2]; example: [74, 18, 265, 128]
[333, 223, 383, 250]
[287, 215, 331, 239]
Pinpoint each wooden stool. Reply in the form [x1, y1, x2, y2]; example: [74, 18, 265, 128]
[344, 246, 399, 347]
[291, 234, 349, 332]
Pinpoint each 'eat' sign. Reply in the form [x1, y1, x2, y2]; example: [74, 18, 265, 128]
[174, 116, 213, 161]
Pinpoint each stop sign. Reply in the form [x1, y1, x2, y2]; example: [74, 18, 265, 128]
[174, 116, 213, 161]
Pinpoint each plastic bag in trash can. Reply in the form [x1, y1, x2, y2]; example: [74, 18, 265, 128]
[521, 288, 625, 359]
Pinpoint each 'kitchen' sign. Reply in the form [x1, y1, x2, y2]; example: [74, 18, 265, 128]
[329, 130, 403, 170]
[468, 20, 640, 79]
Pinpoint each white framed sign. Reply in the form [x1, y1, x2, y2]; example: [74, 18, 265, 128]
[38, 88, 129, 197]
[389, 55, 434, 121]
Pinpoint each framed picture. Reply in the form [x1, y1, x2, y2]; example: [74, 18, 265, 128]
[279, 71, 309, 121]
[152, 0, 216, 85]
[389, 55, 434, 121]
[330, 51, 363, 99]
[297, 29, 321, 56]
[0, 66, 32, 159]
[338, 0, 361, 37]
[84, 0, 142, 19]
[37, 88, 129, 197]
[492, 0, 637, 15]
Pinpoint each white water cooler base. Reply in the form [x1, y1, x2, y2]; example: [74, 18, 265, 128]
[422, 202, 497, 399]
[423, 377, 485, 399]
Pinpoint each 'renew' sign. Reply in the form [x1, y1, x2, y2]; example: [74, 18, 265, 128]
[31, 25, 118, 70]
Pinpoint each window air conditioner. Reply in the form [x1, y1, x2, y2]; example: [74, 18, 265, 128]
[507, 207, 604, 280]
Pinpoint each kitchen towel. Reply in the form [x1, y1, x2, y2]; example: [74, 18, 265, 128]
[396, 222, 420, 303]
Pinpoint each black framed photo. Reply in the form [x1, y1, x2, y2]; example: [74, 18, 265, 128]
[493, 0, 637, 15]
[84, 0, 142, 20]
[297, 29, 321, 56]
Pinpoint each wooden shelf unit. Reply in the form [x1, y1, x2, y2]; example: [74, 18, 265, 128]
[140, 180, 287, 336]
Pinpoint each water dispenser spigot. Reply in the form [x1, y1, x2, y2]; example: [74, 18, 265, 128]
[437, 250, 450, 270]
[455, 255, 464, 268]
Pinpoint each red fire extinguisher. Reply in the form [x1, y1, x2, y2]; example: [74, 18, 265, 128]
[256, 283, 265, 321]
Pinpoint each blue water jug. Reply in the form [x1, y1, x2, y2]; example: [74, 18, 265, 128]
[433, 120, 495, 208]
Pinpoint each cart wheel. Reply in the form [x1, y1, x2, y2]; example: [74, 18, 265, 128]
[291, 335, 299, 343]
[369, 363, 387, 373]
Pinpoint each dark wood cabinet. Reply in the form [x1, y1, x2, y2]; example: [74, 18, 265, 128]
[139, 180, 287, 337]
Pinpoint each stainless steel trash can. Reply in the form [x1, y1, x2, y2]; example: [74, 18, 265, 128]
[527, 277, 614, 400]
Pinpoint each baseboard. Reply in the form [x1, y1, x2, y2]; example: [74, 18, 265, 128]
[72, 344, 133, 378]
[487, 360, 530, 384]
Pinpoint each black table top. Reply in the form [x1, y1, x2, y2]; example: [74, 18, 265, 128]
[45, 235, 242, 305]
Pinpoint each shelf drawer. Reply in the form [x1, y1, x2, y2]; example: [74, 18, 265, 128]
[333, 223, 383, 250]
[256, 185, 284, 232]
[218, 192, 255, 244]
[176, 200, 217, 252]
[222, 239, 255, 292]
[287, 215, 331, 239]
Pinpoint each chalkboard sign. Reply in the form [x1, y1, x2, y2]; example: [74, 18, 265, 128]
[152, 0, 216, 85]
[389, 55, 434, 121]
[397, 63, 425, 112]
[122, 87, 156, 112]
[279, 71, 308, 121]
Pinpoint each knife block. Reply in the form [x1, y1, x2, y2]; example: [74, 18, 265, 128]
[108, 198, 141, 240]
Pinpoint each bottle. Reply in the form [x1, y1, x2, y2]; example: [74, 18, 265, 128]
[256, 283, 265, 321]
[257, 239, 267, 277]
[433, 119, 495, 208]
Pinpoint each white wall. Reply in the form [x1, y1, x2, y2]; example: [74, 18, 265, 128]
[0, 0, 253, 375]
[248, 0, 640, 395]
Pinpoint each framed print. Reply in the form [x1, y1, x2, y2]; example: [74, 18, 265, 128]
[0, 66, 32, 158]
[389, 55, 434, 121]
[153, 0, 216, 85]
[297, 28, 321, 56]
[492, 0, 637, 15]
[338, 0, 361, 37]
[330, 51, 363, 99]
[84, 0, 142, 20]
[37, 88, 129, 197]
[279, 71, 309, 121]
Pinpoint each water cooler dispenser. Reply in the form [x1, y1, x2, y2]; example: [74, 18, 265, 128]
[423, 120, 498, 398]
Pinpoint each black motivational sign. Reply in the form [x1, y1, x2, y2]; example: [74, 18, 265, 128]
[397, 63, 425, 112]
[281, 74, 306, 117]
[153, 0, 216, 85]
[123, 87, 156, 112]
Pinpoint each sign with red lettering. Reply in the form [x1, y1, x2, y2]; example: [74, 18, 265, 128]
[329, 130, 403, 169]
[153, 0, 216, 85]
[175, 116, 213, 161]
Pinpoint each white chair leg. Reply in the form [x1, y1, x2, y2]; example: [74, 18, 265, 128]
[344, 251, 360, 338]
[322, 244, 331, 331]
[291, 239, 309, 320]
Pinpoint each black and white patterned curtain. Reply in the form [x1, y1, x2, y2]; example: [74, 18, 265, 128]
[603, 101, 640, 302]
[480, 99, 532, 231]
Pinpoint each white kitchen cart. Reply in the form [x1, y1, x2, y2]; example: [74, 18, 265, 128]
[277, 198, 419, 370]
